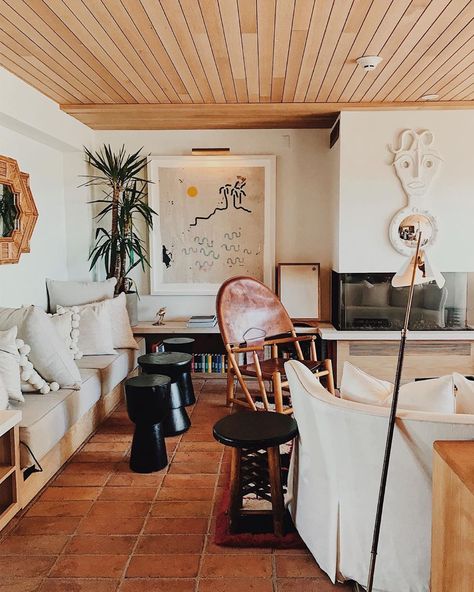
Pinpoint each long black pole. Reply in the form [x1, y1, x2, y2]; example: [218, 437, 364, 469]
[366, 234, 422, 592]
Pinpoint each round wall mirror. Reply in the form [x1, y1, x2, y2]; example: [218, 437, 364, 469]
[398, 213, 434, 249]
[0, 183, 19, 237]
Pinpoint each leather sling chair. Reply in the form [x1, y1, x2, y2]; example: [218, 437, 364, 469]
[216, 276, 335, 414]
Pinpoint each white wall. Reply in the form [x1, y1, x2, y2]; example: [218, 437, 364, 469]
[337, 110, 474, 274]
[73, 129, 335, 320]
[0, 68, 93, 308]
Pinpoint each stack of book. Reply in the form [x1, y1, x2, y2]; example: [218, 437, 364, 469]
[192, 353, 228, 374]
[186, 315, 217, 328]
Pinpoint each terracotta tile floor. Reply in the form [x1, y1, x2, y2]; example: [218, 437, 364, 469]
[0, 379, 352, 592]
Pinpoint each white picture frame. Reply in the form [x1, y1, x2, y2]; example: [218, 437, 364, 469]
[148, 155, 276, 295]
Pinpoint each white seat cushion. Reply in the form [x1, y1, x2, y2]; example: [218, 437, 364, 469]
[76, 337, 145, 397]
[15, 368, 101, 467]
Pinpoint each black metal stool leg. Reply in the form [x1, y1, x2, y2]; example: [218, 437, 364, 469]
[229, 447, 242, 533]
[130, 422, 168, 473]
[267, 445, 285, 536]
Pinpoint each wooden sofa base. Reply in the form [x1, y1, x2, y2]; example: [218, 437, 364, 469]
[20, 368, 138, 508]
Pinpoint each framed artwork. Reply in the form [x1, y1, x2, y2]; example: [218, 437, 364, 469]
[277, 263, 321, 321]
[148, 155, 276, 295]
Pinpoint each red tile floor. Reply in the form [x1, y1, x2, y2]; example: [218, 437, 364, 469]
[0, 379, 351, 592]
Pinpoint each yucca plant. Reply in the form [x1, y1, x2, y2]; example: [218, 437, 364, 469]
[81, 144, 156, 294]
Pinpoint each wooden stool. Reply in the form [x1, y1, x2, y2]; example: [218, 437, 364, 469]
[213, 411, 298, 536]
[125, 374, 171, 473]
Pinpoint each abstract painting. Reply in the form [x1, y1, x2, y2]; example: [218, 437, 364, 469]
[148, 156, 275, 295]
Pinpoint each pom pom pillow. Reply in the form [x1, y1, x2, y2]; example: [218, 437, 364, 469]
[58, 301, 115, 355]
[47, 277, 116, 313]
[0, 326, 23, 402]
[49, 310, 82, 360]
[0, 306, 81, 389]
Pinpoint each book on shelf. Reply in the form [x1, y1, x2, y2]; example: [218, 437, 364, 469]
[191, 353, 229, 374]
[187, 315, 217, 328]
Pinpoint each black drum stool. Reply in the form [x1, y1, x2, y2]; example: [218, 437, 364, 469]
[163, 337, 195, 355]
[213, 411, 298, 537]
[125, 374, 171, 473]
[138, 352, 194, 435]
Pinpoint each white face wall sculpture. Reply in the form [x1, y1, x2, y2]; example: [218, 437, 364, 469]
[389, 129, 443, 257]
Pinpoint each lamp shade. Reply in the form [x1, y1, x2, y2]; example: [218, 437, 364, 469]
[392, 251, 445, 288]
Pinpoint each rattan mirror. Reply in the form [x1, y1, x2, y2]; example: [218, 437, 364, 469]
[0, 155, 38, 265]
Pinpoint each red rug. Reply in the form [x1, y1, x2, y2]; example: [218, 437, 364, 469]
[214, 481, 305, 549]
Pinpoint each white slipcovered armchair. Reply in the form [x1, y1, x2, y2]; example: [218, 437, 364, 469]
[285, 359, 474, 592]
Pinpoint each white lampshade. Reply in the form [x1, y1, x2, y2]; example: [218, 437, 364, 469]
[392, 251, 445, 288]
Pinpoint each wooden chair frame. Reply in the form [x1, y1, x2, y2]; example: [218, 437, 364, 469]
[225, 331, 335, 414]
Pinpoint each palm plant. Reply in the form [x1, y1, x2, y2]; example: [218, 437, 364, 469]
[81, 145, 156, 294]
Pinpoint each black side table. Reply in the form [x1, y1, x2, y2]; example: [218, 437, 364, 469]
[139, 351, 196, 406]
[125, 374, 171, 473]
[213, 411, 298, 536]
[138, 352, 194, 435]
[163, 337, 195, 354]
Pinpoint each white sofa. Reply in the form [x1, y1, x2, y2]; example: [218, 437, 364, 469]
[285, 359, 474, 592]
[10, 338, 145, 506]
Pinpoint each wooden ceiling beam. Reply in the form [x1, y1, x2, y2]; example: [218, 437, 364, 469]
[60, 101, 474, 130]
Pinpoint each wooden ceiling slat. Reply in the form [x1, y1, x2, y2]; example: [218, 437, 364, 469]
[451, 81, 474, 99]
[257, 0, 276, 102]
[400, 36, 474, 101]
[79, 0, 166, 103]
[336, 0, 415, 102]
[218, 0, 248, 102]
[291, 0, 329, 102]
[180, 0, 226, 103]
[438, 66, 474, 99]
[327, 0, 401, 102]
[374, 0, 473, 101]
[48, 0, 147, 103]
[0, 41, 73, 103]
[316, 0, 373, 102]
[100, 0, 175, 103]
[0, 0, 105, 103]
[282, 0, 314, 102]
[238, 0, 259, 102]
[140, 0, 204, 103]
[271, 0, 295, 102]
[199, 0, 237, 103]
[160, 0, 215, 103]
[407, 47, 474, 100]
[22, 0, 126, 103]
[351, 0, 454, 102]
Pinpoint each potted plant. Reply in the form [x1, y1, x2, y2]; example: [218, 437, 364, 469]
[81, 144, 156, 324]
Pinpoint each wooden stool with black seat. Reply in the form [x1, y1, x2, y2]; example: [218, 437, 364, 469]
[213, 411, 298, 537]
[163, 337, 195, 354]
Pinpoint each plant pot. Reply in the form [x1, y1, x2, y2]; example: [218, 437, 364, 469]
[125, 292, 138, 326]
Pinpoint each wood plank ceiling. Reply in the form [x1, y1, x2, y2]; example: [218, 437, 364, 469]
[0, 0, 473, 129]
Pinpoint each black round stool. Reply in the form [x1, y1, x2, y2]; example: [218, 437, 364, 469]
[213, 411, 298, 537]
[163, 337, 195, 354]
[139, 352, 194, 435]
[139, 351, 196, 407]
[125, 374, 171, 473]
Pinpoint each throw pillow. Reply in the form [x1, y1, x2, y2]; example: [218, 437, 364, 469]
[452, 373, 474, 414]
[0, 327, 23, 403]
[391, 375, 455, 414]
[47, 277, 116, 313]
[107, 293, 138, 349]
[49, 309, 83, 360]
[0, 306, 81, 389]
[340, 362, 393, 406]
[0, 373, 8, 410]
[58, 301, 115, 355]
[17, 339, 60, 395]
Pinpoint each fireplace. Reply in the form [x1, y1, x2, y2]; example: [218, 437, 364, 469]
[332, 271, 470, 331]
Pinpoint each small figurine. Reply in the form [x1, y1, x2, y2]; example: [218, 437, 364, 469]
[153, 307, 166, 326]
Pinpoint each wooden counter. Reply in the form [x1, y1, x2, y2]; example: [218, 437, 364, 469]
[431, 441, 474, 592]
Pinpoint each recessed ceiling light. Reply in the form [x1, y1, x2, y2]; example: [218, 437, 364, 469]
[420, 94, 439, 101]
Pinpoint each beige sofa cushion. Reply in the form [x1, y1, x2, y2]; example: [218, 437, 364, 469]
[15, 368, 101, 467]
[76, 337, 145, 397]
